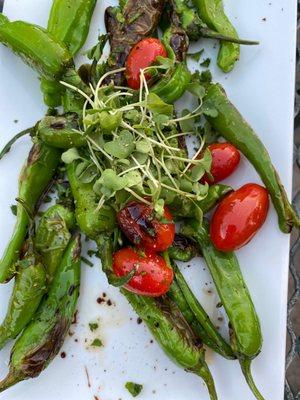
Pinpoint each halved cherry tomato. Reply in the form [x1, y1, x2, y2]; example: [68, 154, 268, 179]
[210, 183, 269, 252]
[113, 247, 174, 297]
[201, 143, 240, 184]
[125, 38, 167, 90]
[117, 201, 175, 252]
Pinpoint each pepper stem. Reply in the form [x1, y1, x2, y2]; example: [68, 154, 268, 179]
[200, 28, 259, 45]
[192, 362, 218, 400]
[0, 127, 34, 161]
[0, 370, 24, 393]
[240, 358, 265, 400]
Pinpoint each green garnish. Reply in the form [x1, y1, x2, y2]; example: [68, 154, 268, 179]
[89, 322, 99, 332]
[125, 382, 143, 397]
[91, 338, 103, 347]
[10, 205, 17, 216]
[61, 64, 214, 222]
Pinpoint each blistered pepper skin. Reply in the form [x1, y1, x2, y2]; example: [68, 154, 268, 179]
[37, 114, 86, 149]
[0, 143, 61, 283]
[41, 0, 97, 107]
[122, 290, 218, 400]
[0, 234, 81, 392]
[34, 204, 75, 280]
[67, 162, 116, 238]
[0, 20, 73, 80]
[0, 241, 46, 350]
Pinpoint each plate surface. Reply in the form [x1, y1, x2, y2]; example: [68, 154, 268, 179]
[0, 1, 297, 399]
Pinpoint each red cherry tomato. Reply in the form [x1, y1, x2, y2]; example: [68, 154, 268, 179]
[210, 183, 269, 252]
[201, 143, 240, 184]
[113, 247, 174, 297]
[125, 38, 167, 90]
[117, 201, 175, 252]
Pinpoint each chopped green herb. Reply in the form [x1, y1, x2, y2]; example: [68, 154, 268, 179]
[125, 382, 143, 397]
[187, 49, 204, 62]
[200, 58, 211, 68]
[89, 322, 99, 332]
[10, 204, 17, 216]
[91, 338, 103, 347]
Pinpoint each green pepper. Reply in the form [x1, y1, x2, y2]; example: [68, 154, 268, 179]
[182, 220, 264, 399]
[0, 236, 46, 350]
[168, 234, 198, 262]
[67, 161, 116, 238]
[192, 0, 240, 72]
[0, 19, 73, 80]
[167, 279, 223, 354]
[47, 0, 97, 55]
[37, 114, 86, 149]
[151, 63, 191, 104]
[122, 290, 218, 400]
[172, 262, 235, 359]
[41, 0, 97, 107]
[34, 204, 75, 280]
[0, 143, 61, 283]
[0, 234, 81, 393]
[172, 0, 258, 46]
[204, 83, 300, 233]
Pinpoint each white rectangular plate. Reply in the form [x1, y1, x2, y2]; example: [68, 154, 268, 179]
[0, 1, 296, 399]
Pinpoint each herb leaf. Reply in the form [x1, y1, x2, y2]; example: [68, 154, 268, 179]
[125, 382, 143, 397]
[61, 148, 81, 164]
[91, 338, 103, 347]
[103, 130, 135, 159]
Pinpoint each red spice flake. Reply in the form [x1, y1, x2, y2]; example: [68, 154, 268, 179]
[60, 352, 66, 359]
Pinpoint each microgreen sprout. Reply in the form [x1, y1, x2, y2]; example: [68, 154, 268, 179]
[60, 65, 211, 212]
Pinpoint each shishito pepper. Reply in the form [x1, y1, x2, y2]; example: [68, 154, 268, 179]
[0, 143, 61, 283]
[37, 114, 86, 149]
[0, 234, 81, 393]
[34, 204, 75, 281]
[192, 0, 241, 72]
[0, 234, 46, 350]
[47, 0, 97, 55]
[0, 18, 73, 80]
[151, 62, 191, 104]
[204, 83, 300, 233]
[67, 161, 116, 238]
[122, 289, 218, 400]
[182, 220, 264, 399]
[41, 0, 97, 107]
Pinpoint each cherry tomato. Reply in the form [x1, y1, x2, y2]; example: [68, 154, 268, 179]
[113, 247, 174, 297]
[117, 201, 175, 252]
[201, 143, 240, 184]
[210, 183, 269, 252]
[125, 38, 167, 90]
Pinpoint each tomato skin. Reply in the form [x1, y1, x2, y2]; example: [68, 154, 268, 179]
[117, 201, 175, 252]
[201, 143, 240, 184]
[125, 38, 167, 90]
[210, 183, 269, 251]
[113, 248, 174, 297]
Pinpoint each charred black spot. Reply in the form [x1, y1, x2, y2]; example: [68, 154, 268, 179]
[21, 317, 68, 378]
[27, 144, 41, 166]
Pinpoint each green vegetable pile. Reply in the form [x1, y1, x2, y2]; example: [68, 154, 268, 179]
[0, 1, 298, 399]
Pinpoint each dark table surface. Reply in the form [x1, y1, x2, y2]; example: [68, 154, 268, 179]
[285, 4, 300, 398]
